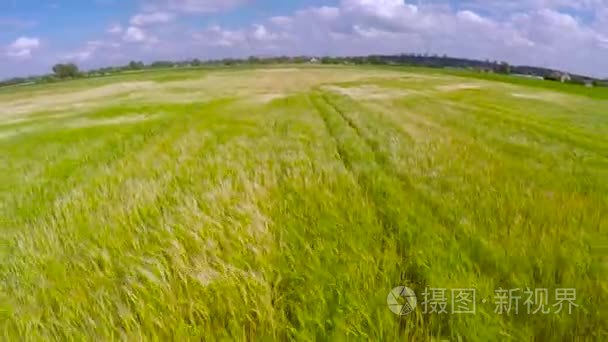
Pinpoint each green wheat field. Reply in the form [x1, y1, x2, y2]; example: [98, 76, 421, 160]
[1, 66, 607, 340]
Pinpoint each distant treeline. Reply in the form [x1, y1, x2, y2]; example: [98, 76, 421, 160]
[2, 54, 606, 88]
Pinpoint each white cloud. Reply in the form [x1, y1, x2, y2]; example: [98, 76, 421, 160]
[6, 36, 40, 58]
[596, 34, 608, 48]
[192, 23, 286, 50]
[252, 24, 278, 41]
[270, 16, 292, 27]
[457, 10, 489, 25]
[342, 0, 418, 19]
[61, 40, 121, 62]
[123, 26, 148, 43]
[144, 0, 249, 13]
[130, 11, 174, 26]
[298, 6, 340, 21]
[61, 50, 94, 62]
[107, 24, 123, 34]
[464, 0, 608, 13]
[193, 25, 246, 47]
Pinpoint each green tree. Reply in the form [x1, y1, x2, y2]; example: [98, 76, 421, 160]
[128, 60, 144, 70]
[496, 62, 511, 74]
[52, 63, 80, 78]
[150, 61, 174, 68]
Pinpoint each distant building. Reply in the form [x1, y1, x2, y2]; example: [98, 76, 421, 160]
[584, 80, 594, 87]
[512, 73, 544, 80]
[474, 66, 493, 73]
[309, 57, 320, 64]
[545, 71, 571, 82]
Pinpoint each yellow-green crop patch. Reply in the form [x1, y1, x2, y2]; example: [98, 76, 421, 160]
[1, 66, 606, 340]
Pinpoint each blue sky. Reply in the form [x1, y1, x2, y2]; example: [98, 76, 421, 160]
[1, 0, 607, 78]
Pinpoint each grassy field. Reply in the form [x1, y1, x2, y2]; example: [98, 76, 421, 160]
[1, 66, 607, 340]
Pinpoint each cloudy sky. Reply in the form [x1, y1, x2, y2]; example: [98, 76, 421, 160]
[1, 0, 607, 78]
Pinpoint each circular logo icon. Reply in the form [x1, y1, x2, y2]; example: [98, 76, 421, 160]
[387, 286, 417, 316]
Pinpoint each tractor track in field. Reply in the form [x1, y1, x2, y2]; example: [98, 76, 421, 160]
[310, 92, 430, 290]
[319, 92, 462, 232]
[310, 92, 399, 238]
[321, 93, 395, 171]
